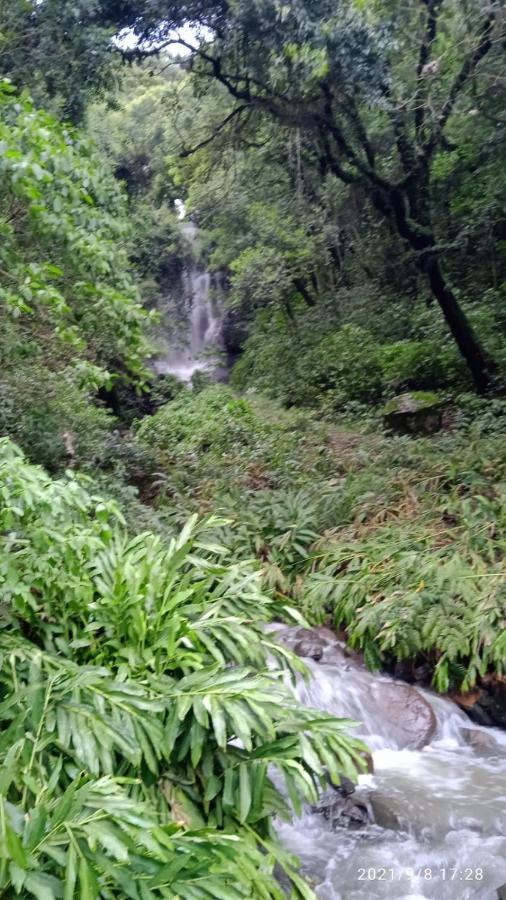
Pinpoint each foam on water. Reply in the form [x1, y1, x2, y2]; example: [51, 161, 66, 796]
[275, 638, 506, 898]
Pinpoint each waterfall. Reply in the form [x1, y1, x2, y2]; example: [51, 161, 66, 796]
[271, 626, 506, 899]
[153, 206, 224, 382]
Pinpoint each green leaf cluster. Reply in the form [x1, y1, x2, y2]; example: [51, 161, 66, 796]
[0, 438, 366, 897]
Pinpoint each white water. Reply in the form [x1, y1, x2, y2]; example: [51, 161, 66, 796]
[274, 636, 506, 899]
[154, 209, 223, 381]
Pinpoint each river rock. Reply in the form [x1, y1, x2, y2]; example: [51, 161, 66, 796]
[456, 680, 506, 729]
[461, 727, 500, 753]
[314, 792, 372, 830]
[383, 392, 446, 435]
[280, 626, 356, 666]
[293, 635, 324, 661]
[370, 795, 404, 832]
[373, 683, 437, 749]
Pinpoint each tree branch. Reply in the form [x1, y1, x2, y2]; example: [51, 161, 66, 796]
[426, 5, 497, 154]
[414, 0, 442, 137]
[320, 84, 390, 190]
[179, 105, 248, 157]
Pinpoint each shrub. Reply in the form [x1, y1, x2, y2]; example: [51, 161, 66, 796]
[136, 385, 264, 455]
[377, 339, 458, 391]
[0, 438, 366, 897]
[233, 319, 382, 411]
[306, 326, 383, 408]
[0, 364, 115, 472]
[295, 430, 506, 690]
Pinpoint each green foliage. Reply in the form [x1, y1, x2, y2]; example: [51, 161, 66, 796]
[134, 386, 326, 502]
[0, 80, 151, 380]
[0, 438, 366, 897]
[88, 67, 188, 302]
[137, 386, 265, 456]
[0, 363, 115, 473]
[295, 427, 506, 691]
[234, 321, 383, 411]
[377, 339, 461, 391]
[233, 318, 452, 412]
[0, 79, 156, 470]
[211, 483, 345, 597]
[306, 326, 382, 408]
[113, 0, 504, 383]
[0, 0, 118, 120]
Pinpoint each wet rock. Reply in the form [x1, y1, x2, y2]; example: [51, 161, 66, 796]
[370, 795, 404, 832]
[285, 627, 341, 662]
[314, 793, 372, 830]
[413, 662, 433, 684]
[334, 776, 356, 798]
[393, 660, 432, 685]
[283, 626, 357, 667]
[461, 728, 500, 753]
[383, 392, 446, 436]
[455, 681, 506, 729]
[373, 683, 437, 749]
[293, 637, 324, 661]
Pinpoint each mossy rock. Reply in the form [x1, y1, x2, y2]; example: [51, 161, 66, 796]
[383, 391, 446, 435]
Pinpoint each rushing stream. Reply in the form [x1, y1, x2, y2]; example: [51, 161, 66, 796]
[273, 628, 506, 899]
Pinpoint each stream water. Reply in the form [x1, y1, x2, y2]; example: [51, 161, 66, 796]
[274, 631, 506, 899]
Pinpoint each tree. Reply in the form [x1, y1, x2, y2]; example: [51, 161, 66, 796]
[0, 80, 153, 468]
[112, 0, 504, 392]
[0, 0, 120, 120]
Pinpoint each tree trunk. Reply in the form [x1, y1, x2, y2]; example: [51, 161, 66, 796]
[385, 184, 496, 394]
[293, 278, 316, 307]
[421, 254, 494, 394]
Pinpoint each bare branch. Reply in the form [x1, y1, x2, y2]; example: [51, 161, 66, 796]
[414, 0, 443, 137]
[180, 105, 248, 157]
[426, 5, 498, 154]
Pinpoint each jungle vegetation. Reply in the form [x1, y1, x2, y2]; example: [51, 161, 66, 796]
[0, 1, 505, 896]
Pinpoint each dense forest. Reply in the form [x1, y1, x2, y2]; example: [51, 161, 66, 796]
[0, 1, 505, 898]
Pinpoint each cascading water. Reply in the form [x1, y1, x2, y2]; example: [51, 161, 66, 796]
[153, 207, 224, 382]
[272, 627, 506, 899]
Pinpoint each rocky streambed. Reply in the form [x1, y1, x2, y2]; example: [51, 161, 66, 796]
[272, 626, 506, 899]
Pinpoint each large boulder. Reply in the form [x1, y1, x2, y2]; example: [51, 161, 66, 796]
[273, 626, 436, 749]
[383, 391, 446, 435]
[371, 683, 437, 749]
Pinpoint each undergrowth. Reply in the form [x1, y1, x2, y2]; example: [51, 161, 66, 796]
[135, 387, 506, 694]
[0, 438, 367, 898]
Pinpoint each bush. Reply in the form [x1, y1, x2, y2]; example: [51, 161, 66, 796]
[233, 318, 382, 411]
[307, 326, 383, 407]
[377, 338, 460, 391]
[0, 438, 366, 897]
[136, 385, 268, 455]
[0, 365, 115, 472]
